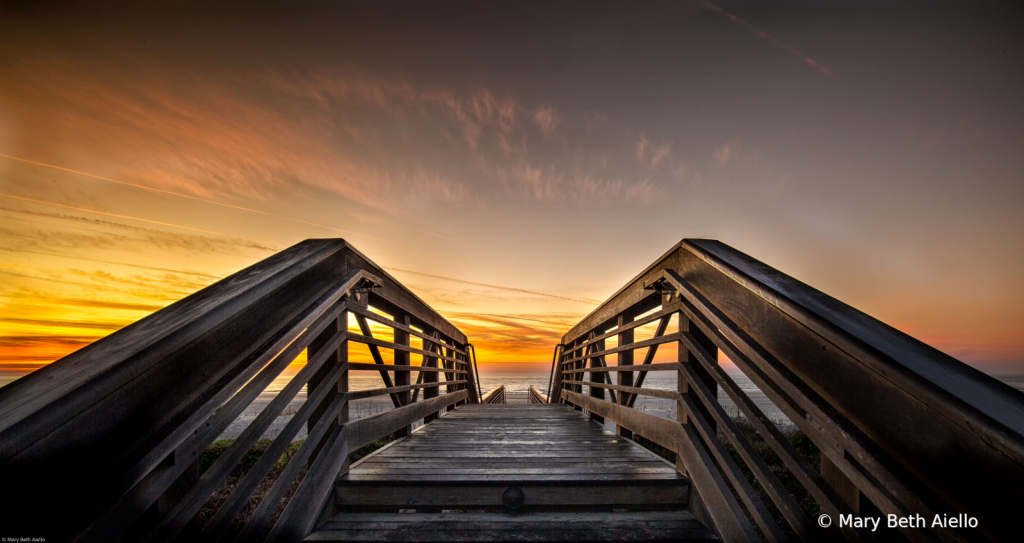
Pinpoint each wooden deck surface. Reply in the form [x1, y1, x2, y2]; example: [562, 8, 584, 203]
[320, 404, 710, 541]
[345, 403, 683, 483]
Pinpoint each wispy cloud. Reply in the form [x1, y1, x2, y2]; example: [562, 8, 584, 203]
[714, 144, 732, 165]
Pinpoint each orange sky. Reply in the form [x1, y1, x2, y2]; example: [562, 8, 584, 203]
[1, 2, 1023, 386]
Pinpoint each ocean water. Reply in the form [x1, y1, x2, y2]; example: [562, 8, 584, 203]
[2, 366, 1022, 443]
[480, 368, 794, 427]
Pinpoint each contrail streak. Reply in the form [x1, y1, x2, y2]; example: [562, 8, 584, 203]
[704, 1, 834, 77]
[385, 267, 602, 304]
[0, 247, 225, 278]
[0, 193, 279, 247]
[0, 153, 405, 247]
[444, 311, 575, 327]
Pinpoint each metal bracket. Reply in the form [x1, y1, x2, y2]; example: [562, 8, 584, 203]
[346, 274, 382, 307]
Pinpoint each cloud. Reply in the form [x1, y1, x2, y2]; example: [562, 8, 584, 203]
[533, 108, 557, 136]
[714, 144, 732, 165]
[650, 142, 673, 169]
[502, 163, 659, 206]
[636, 135, 650, 162]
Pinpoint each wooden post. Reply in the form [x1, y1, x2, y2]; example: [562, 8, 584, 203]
[424, 331, 440, 422]
[590, 337, 605, 424]
[687, 313, 719, 434]
[394, 312, 411, 437]
[617, 313, 634, 438]
[677, 307, 719, 473]
[453, 349, 465, 407]
[307, 309, 348, 462]
[573, 339, 585, 411]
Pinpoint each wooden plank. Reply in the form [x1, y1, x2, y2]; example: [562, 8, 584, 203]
[562, 362, 684, 374]
[143, 329, 348, 542]
[349, 332, 463, 366]
[563, 380, 681, 401]
[419, 331, 440, 421]
[560, 306, 677, 358]
[529, 385, 549, 404]
[342, 473, 684, 482]
[234, 394, 346, 542]
[562, 389, 758, 542]
[678, 333, 824, 542]
[626, 315, 672, 408]
[673, 278, 940, 542]
[75, 287, 358, 542]
[348, 381, 467, 401]
[342, 245, 465, 343]
[561, 332, 681, 366]
[347, 390, 468, 451]
[347, 363, 465, 374]
[6, 253, 370, 540]
[675, 240, 1024, 541]
[353, 313, 402, 408]
[348, 304, 468, 356]
[266, 424, 350, 543]
[200, 353, 349, 541]
[678, 392, 786, 543]
[334, 486, 689, 508]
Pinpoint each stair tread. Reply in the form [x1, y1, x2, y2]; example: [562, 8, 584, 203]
[307, 511, 718, 541]
[342, 404, 682, 486]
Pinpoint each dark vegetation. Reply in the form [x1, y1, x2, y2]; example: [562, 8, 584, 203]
[190, 433, 396, 538]
[633, 417, 821, 528]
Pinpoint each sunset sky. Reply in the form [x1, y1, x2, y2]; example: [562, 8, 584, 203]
[1, 1, 1022, 384]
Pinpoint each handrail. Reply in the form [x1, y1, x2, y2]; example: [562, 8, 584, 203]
[468, 343, 484, 403]
[480, 385, 506, 404]
[529, 385, 548, 404]
[550, 238, 1024, 542]
[0, 239, 482, 542]
[545, 344, 562, 401]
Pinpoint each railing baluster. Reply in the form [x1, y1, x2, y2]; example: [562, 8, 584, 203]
[353, 313, 402, 408]
[393, 312, 412, 437]
[616, 313, 633, 437]
[625, 314, 671, 408]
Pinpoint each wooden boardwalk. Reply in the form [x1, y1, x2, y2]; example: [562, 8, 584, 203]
[8, 238, 1021, 541]
[314, 404, 717, 541]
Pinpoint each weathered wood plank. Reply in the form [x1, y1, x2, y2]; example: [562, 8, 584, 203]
[347, 391, 468, 451]
[347, 363, 466, 374]
[349, 332, 463, 366]
[348, 304, 468, 356]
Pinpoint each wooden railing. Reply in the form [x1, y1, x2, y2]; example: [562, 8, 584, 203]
[480, 385, 506, 404]
[549, 239, 1024, 542]
[0, 239, 480, 542]
[529, 385, 548, 404]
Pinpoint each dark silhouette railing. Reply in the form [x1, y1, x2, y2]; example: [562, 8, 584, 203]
[528, 385, 548, 404]
[480, 385, 506, 404]
[549, 239, 1024, 542]
[0, 239, 480, 542]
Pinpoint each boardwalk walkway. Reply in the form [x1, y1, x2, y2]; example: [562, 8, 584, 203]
[312, 404, 717, 541]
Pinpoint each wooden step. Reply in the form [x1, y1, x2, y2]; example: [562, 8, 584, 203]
[336, 479, 688, 510]
[306, 511, 719, 541]
[336, 403, 688, 511]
